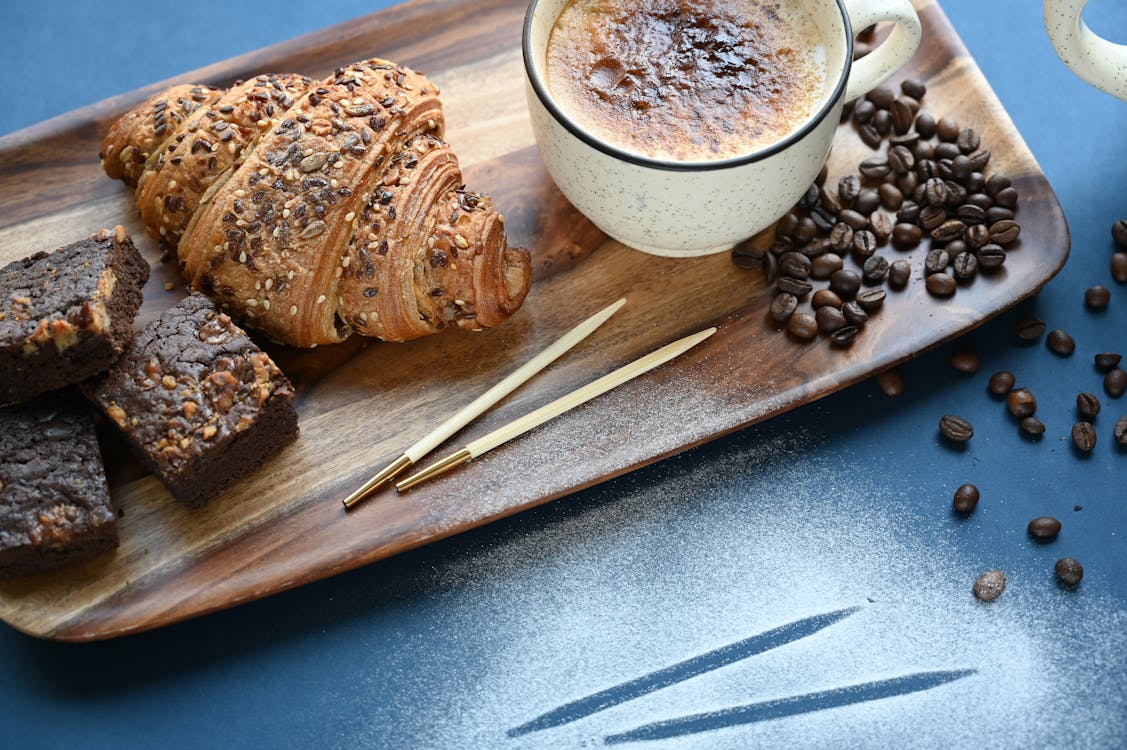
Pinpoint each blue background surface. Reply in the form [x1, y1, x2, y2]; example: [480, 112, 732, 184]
[1, 1, 1126, 747]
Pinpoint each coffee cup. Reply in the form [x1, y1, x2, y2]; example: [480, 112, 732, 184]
[1044, 0, 1127, 102]
[523, 0, 922, 258]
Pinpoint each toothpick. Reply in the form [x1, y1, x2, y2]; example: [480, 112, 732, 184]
[342, 298, 627, 509]
[396, 326, 717, 492]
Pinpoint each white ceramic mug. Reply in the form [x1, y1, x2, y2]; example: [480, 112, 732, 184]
[523, 0, 923, 258]
[1044, 0, 1127, 102]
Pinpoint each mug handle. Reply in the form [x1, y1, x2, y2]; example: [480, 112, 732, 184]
[1043, 0, 1127, 101]
[841, 0, 923, 103]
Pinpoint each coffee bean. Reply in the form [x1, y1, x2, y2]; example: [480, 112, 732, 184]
[1095, 352, 1122, 371]
[901, 78, 927, 100]
[920, 204, 948, 231]
[888, 260, 911, 288]
[867, 85, 896, 109]
[951, 351, 980, 374]
[967, 191, 992, 209]
[878, 183, 904, 210]
[932, 219, 967, 243]
[777, 276, 813, 298]
[1112, 219, 1127, 249]
[914, 111, 937, 139]
[964, 223, 991, 250]
[1114, 414, 1127, 445]
[994, 186, 1019, 209]
[853, 99, 876, 124]
[1008, 387, 1037, 418]
[801, 238, 833, 258]
[988, 370, 1015, 396]
[976, 244, 1006, 271]
[860, 157, 891, 180]
[779, 251, 812, 279]
[1015, 316, 1046, 341]
[842, 300, 868, 326]
[989, 219, 1021, 245]
[873, 109, 892, 135]
[811, 289, 843, 310]
[1077, 391, 1101, 420]
[957, 127, 980, 154]
[891, 98, 917, 134]
[892, 223, 923, 248]
[1106, 368, 1127, 398]
[985, 173, 1011, 196]
[820, 186, 844, 215]
[923, 177, 949, 206]
[924, 248, 951, 275]
[798, 183, 820, 210]
[830, 269, 861, 299]
[897, 201, 921, 225]
[770, 292, 798, 323]
[967, 149, 991, 172]
[811, 205, 837, 232]
[778, 212, 800, 237]
[838, 174, 861, 205]
[826, 223, 852, 253]
[896, 171, 920, 196]
[816, 305, 847, 334]
[888, 144, 914, 174]
[859, 123, 883, 149]
[953, 484, 980, 514]
[839, 209, 869, 230]
[953, 252, 978, 282]
[1055, 558, 1084, 587]
[855, 189, 881, 214]
[863, 255, 890, 284]
[1046, 329, 1076, 356]
[794, 216, 818, 243]
[871, 213, 894, 243]
[1028, 516, 1062, 539]
[811, 253, 844, 280]
[973, 570, 1006, 602]
[937, 116, 960, 141]
[786, 311, 818, 340]
[855, 288, 886, 312]
[877, 368, 903, 396]
[732, 246, 767, 271]
[926, 272, 957, 297]
[1112, 253, 1127, 284]
[1072, 421, 1097, 452]
[1020, 416, 1046, 437]
[957, 203, 988, 224]
[852, 229, 878, 258]
[986, 206, 1014, 224]
[940, 414, 974, 442]
[762, 251, 779, 283]
[830, 325, 859, 347]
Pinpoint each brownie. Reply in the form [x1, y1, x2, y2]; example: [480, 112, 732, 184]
[0, 390, 118, 579]
[83, 294, 298, 508]
[0, 226, 149, 404]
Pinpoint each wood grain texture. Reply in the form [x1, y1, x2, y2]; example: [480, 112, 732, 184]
[0, 0, 1068, 640]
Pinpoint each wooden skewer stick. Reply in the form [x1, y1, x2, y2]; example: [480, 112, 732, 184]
[342, 297, 627, 510]
[395, 326, 718, 492]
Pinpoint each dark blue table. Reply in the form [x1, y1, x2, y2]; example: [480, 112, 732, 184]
[2, 1, 1125, 747]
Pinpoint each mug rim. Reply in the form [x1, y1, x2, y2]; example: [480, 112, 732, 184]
[521, 0, 855, 173]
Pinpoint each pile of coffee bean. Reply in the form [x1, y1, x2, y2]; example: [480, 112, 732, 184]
[733, 77, 1021, 348]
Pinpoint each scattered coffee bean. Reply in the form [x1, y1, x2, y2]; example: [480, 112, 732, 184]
[732, 246, 767, 270]
[859, 123, 883, 149]
[1055, 558, 1084, 587]
[888, 259, 911, 289]
[901, 78, 927, 100]
[838, 174, 861, 204]
[842, 300, 868, 327]
[878, 183, 904, 210]
[1094, 352, 1122, 371]
[877, 367, 903, 396]
[988, 219, 1021, 245]
[811, 289, 843, 310]
[786, 311, 818, 340]
[811, 253, 844, 279]
[951, 351, 980, 374]
[936, 116, 960, 142]
[862, 255, 890, 284]
[1015, 316, 1045, 341]
[853, 99, 876, 124]
[1072, 421, 1097, 452]
[829, 269, 861, 299]
[994, 186, 1019, 209]
[777, 276, 813, 298]
[852, 229, 878, 258]
[816, 305, 847, 334]
[957, 127, 980, 154]
[770, 292, 798, 323]
[976, 244, 1006, 271]
[860, 157, 891, 180]
[1020, 416, 1045, 437]
[1046, 329, 1076, 356]
[1105, 368, 1127, 398]
[866, 84, 895, 109]
[872, 109, 892, 135]
[973, 569, 1006, 602]
[939, 414, 974, 443]
[1028, 516, 1062, 540]
[1076, 392, 1101, 421]
[926, 272, 956, 297]
[952, 252, 978, 282]
[924, 248, 950, 275]
[855, 189, 881, 214]
[985, 173, 1011, 196]
[1114, 414, 1127, 445]
[1007, 387, 1037, 418]
[779, 251, 812, 279]
[1113, 253, 1127, 284]
[953, 483, 980, 514]
[1113, 219, 1127, 249]
[1084, 285, 1111, 310]
[856, 288, 886, 311]
[988, 370, 1015, 396]
[892, 222, 923, 248]
[915, 112, 937, 139]
[869, 212, 893, 242]
[830, 325, 859, 347]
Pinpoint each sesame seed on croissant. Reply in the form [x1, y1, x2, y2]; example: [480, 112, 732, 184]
[101, 59, 531, 348]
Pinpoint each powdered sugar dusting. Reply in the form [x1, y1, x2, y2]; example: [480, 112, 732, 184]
[340, 425, 1126, 748]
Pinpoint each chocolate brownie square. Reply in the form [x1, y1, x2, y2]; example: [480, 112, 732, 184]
[83, 294, 298, 508]
[0, 390, 118, 579]
[0, 226, 149, 404]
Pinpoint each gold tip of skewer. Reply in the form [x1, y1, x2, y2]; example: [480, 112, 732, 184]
[342, 454, 414, 510]
[395, 448, 473, 492]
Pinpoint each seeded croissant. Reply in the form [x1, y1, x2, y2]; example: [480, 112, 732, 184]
[101, 60, 531, 347]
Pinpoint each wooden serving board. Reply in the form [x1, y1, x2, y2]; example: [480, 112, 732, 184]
[0, 0, 1067, 640]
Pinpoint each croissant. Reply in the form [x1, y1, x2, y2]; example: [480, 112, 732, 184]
[101, 60, 531, 347]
